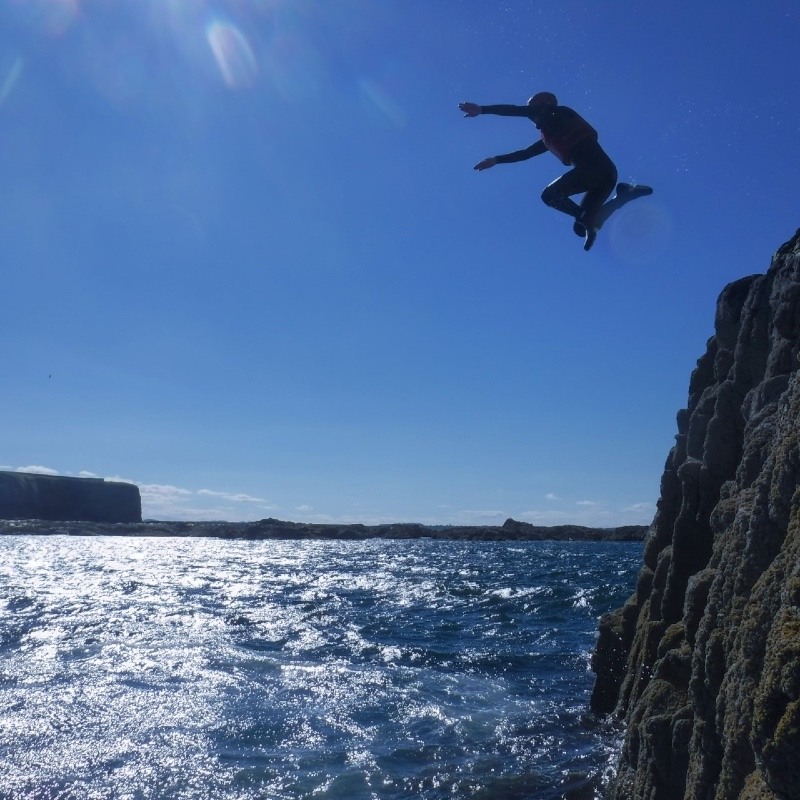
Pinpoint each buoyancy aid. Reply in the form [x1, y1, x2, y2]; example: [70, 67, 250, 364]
[537, 106, 597, 166]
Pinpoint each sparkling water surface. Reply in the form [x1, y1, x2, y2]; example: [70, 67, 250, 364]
[0, 536, 640, 799]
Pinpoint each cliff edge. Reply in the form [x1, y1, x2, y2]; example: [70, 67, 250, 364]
[591, 230, 800, 800]
[0, 471, 142, 523]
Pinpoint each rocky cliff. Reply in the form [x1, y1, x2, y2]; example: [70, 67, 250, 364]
[0, 471, 141, 523]
[591, 230, 800, 800]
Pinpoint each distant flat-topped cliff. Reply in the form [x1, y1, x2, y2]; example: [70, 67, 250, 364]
[592, 230, 800, 800]
[0, 471, 141, 523]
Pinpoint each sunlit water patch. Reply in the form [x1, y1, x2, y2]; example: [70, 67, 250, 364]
[0, 537, 640, 799]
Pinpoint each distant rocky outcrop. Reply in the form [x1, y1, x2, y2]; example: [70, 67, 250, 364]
[0, 471, 141, 523]
[0, 515, 646, 541]
[591, 230, 800, 800]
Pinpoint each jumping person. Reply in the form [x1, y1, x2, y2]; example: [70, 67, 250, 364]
[459, 92, 652, 251]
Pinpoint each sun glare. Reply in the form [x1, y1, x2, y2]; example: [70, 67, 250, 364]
[0, 55, 23, 107]
[206, 18, 259, 89]
[11, 0, 80, 37]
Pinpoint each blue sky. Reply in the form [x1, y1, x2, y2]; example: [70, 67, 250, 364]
[2, 1, 799, 524]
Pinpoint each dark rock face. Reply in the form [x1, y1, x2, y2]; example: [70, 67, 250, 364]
[592, 230, 800, 800]
[0, 471, 141, 523]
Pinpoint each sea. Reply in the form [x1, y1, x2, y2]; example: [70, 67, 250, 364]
[0, 536, 641, 800]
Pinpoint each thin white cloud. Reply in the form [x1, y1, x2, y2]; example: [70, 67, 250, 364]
[15, 465, 60, 476]
[576, 500, 597, 506]
[132, 481, 276, 521]
[138, 483, 192, 498]
[545, 493, 559, 501]
[622, 502, 654, 513]
[137, 483, 193, 516]
[197, 489, 268, 504]
[519, 506, 617, 526]
[519, 509, 572, 523]
[457, 509, 507, 523]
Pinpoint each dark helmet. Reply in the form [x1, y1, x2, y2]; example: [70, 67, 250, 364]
[527, 92, 557, 107]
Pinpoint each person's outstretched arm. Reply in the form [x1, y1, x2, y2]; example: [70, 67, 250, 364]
[459, 102, 531, 118]
[480, 104, 531, 117]
[473, 142, 547, 170]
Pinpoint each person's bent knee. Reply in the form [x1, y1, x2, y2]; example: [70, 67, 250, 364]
[541, 185, 561, 208]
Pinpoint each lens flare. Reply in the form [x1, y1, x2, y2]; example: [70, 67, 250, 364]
[16, 0, 79, 37]
[0, 56, 23, 108]
[206, 19, 258, 89]
[609, 202, 673, 264]
[359, 78, 406, 127]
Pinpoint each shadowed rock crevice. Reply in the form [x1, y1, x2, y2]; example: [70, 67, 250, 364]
[592, 229, 800, 800]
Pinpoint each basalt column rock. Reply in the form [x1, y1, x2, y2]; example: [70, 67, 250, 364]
[591, 230, 800, 800]
[0, 471, 142, 523]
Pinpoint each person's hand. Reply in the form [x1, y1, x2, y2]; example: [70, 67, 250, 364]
[474, 157, 497, 171]
[459, 102, 481, 117]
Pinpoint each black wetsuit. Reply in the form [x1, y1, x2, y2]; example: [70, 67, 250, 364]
[480, 104, 617, 227]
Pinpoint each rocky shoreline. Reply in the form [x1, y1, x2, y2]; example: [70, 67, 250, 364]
[0, 516, 647, 541]
[590, 229, 800, 800]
